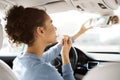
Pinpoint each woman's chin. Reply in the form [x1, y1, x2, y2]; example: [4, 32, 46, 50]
[49, 39, 57, 44]
[52, 40, 57, 43]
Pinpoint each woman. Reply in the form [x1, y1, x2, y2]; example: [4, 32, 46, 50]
[5, 5, 90, 80]
[108, 15, 119, 25]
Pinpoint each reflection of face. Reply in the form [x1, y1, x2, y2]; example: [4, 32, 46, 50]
[43, 15, 57, 44]
[112, 16, 119, 24]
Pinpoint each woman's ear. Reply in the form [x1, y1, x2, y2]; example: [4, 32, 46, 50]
[36, 27, 44, 35]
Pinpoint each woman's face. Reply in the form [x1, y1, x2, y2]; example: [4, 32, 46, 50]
[43, 15, 57, 44]
[112, 16, 119, 24]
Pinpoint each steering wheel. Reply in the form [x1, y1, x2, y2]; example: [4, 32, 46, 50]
[45, 42, 78, 74]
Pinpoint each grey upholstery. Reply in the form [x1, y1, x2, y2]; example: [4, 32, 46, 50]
[0, 23, 3, 49]
[0, 21, 18, 80]
[0, 60, 18, 80]
[82, 63, 120, 80]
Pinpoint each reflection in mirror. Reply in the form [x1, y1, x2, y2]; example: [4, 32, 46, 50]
[88, 15, 119, 28]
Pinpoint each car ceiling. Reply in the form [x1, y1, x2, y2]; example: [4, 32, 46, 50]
[0, 0, 120, 15]
[0, 0, 74, 14]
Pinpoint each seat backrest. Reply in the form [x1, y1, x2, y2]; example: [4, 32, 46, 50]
[0, 60, 18, 80]
[0, 21, 18, 80]
[82, 63, 120, 80]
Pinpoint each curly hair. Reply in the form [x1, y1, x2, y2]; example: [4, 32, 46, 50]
[5, 5, 48, 46]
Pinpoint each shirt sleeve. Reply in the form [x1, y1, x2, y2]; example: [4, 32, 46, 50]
[42, 43, 62, 62]
[46, 64, 75, 80]
[42, 37, 75, 62]
[62, 64, 75, 80]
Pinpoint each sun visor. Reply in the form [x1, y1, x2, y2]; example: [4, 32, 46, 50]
[103, 0, 119, 9]
[71, 0, 119, 15]
[116, 0, 120, 5]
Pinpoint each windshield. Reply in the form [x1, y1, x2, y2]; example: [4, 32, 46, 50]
[0, 10, 120, 56]
[50, 10, 120, 53]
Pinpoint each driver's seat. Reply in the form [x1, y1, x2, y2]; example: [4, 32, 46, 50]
[0, 22, 18, 80]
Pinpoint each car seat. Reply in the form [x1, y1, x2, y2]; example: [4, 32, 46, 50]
[82, 62, 120, 80]
[0, 21, 18, 80]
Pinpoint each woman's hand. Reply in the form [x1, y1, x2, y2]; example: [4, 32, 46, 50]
[61, 35, 72, 64]
[72, 19, 92, 40]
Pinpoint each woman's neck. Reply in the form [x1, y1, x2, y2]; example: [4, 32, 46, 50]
[26, 40, 48, 58]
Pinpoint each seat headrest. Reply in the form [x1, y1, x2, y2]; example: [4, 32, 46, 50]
[0, 23, 3, 49]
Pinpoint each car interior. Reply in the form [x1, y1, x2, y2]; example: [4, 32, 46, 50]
[0, 0, 120, 80]
[0, 24, 18, 80]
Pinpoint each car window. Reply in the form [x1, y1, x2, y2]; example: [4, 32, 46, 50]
[0, 10, 120, 56]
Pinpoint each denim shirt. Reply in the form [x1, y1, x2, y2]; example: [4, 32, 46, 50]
[13, 39, 75, 80]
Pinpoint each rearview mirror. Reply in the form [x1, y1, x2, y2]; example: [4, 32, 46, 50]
[89, 15, 119, 28]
